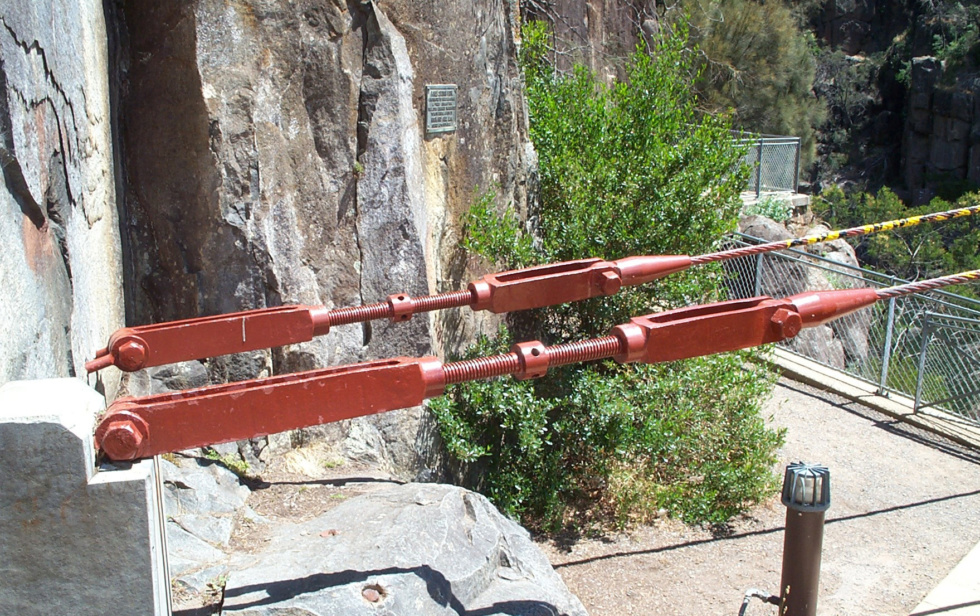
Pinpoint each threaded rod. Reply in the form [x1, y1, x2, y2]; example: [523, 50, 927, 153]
[548, 336, 623, 367]
[413, 290, 475, 312]
[444, 354, 522, 384]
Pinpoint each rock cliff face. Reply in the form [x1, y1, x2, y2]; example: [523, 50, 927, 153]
[0, 0, 125, 394]
[525, 0, 655, 79]
[105, 0, 534, 475]
[809, 0, 980, 199]
[902, 57, 980, 201]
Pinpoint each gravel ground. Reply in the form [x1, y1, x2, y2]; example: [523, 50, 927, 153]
[538, 378, 980, 616]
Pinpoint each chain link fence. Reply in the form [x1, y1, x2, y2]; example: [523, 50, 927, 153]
[914, 314, 980, 422]
[739, 134, 801, 196]
[722, 233, 980, 426]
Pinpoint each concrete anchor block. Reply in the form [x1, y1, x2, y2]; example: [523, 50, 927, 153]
[0, 379, 171, 615]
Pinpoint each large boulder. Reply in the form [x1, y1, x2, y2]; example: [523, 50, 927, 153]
[221, 483, 589, 616]
[735, 215, 809, 298]
[736, 216, 872, 367]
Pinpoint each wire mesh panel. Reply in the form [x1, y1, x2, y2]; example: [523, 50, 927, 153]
[740, 135, 801, 195]
[915, 314, 980, 422]
[721, 234, 980, 427]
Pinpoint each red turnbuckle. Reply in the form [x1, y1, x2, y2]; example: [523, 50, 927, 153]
[95, 287, 880, 461]
[96, 358, 447, 461]
[84, 305, 334, 373]
[467, 255, 692, 313]
[86, 255, 692, 373]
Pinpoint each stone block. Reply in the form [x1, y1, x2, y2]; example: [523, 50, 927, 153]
[0, 379, 170, 615]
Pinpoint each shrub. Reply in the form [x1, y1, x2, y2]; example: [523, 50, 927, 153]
[432, 22, 784, 532]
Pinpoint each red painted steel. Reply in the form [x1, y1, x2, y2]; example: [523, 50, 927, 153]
[86, 255, 692, 373]
[468, 256, 692, 313]
[85, 305, 323, 373]
[96, 358, 446, 461]
[95, 287, 882, 462]
[611, 297, 799, 364]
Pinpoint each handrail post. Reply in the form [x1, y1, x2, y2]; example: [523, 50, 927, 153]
[914, 313, 934, 413]
[793, 137, 801, 193]
[754, 253, 764, 297]
[756, 138, 764, 198]
[877, 297, 897, 395]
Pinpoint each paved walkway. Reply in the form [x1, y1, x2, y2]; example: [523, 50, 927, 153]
[542, 377, 980, 615]
[768, 350, 980, 616]
[912, 541, 980, 614]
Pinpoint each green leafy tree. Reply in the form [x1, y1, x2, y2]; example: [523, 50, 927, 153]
[432, 22, 784, 531]
[675, 0, 826, 164]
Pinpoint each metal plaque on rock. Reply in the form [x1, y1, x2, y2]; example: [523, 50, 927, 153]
[426, 84, 458, 134]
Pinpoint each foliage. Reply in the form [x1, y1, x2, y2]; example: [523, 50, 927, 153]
[432, 339, 782, 528]
[673, 0, 826, 165]
[932, 2, 980, 71]
[743, 196, 793, 221]
[203, 447, 251, 478]
[813, 186, 980, 298]
[463, 190, 537, 268]
[433, 22, 784, 531]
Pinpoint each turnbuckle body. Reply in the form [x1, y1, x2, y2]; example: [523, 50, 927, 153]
[86, 255, 692, 373]
[95, 288, 879, 461]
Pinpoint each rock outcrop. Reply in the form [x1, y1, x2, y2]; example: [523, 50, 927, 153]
[902, 56, 980, 202]
[105, 0, 535, 476]
[221, 483, 588, 616]
[525, 0, 656, 80]
[737, 215, 871, 369]
[0, 0, 124, 394]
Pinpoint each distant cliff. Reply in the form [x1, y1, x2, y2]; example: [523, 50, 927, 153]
[809, 0, 980, 202]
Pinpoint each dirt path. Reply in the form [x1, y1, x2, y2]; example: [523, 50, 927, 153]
[538, 378, 980, 616]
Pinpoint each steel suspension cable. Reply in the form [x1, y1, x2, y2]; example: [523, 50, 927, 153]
[875, 270, 980, 300]
[692, 204, 980, 266]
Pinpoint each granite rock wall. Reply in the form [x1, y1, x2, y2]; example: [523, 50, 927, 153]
[105, 0, 534, 475]
[0, 0, 125, 395]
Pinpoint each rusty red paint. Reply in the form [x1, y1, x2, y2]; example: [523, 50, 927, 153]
[95, 288, 883, 461]
[468, 255, 692, 314]
[85, 305, 322, 373]
[96, 358, 446, 461]
[86, 255, 693, 373]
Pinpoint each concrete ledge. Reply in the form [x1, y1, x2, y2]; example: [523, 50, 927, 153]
[0, 379, 170, 615]
[911, 540, 980, 615]
[766, 348, 980, 450]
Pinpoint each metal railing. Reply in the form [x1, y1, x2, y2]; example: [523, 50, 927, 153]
[722, 233, 980, 426]
[739, 134, 801, 197]
[914, 313, 980, 421]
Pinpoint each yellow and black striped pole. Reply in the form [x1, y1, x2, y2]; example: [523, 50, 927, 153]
[692, 204, 980, 265]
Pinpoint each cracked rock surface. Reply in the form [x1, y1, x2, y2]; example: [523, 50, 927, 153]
[0, 0, 124, 393]
[220, 483, 588, 616]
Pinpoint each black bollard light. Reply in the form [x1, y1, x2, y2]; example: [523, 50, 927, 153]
[778, 462, 830, 616]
